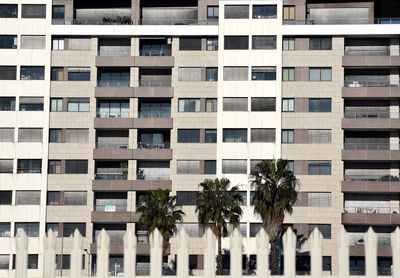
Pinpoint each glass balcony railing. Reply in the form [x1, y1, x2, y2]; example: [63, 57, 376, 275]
[96, 109, 130, 118]
[138, 19, 217, 25]
[139, 80, 171, 87]
[348, 233, 391, 246]
[344, 48, 390, 56]
[344, 143, 390, 150]
[344, 175, 399, 182]
[53, 18, 133, 25]
[94, 230, 125, 243]
[97, 80, 130, 87]
[344, 80, 391, 87]
[344, 207, 397, 214]
[283, 18, 400, 25]
[96, 142, 129, 149]
[139, 49, 171, 56]
[138, 111, 171, 118]
[94, 204, 127, 212]
[138, 143, 170, 149]
[95, 168, 128, 180]
[344, 111, 390, 118]
[136, 172, 170, 180]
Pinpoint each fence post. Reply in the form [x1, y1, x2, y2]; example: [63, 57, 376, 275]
[203, 229, 216, 278]
[392, 227, 400, 278]
[256, 228, 270, 278]
[310, 228, 323, 278]
[43, 229, 56, 278]
[177, 228, 189, 278]
[97, 229, 110, 278]
[124, 228, 137, 278]
[364, 227, 377, 278]
[70, 229, 83, 278]
[15, 230, 28, 278]
[283, 227, 296, 278]
[150, 229, 163, 278]
[230, 229, 242, 278]
[337, 226, 349, 278]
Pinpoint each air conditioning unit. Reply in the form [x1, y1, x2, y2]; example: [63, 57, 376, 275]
[118, 145, 128, 149]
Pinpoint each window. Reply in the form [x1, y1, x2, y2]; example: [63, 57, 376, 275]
[222, 160, 247, 174]
[205, 129, 217, 143]
[283, 68, 295, 81]
[15, 223, 39, 237]
[0, 223, 11, 237]
[0, 35, 17, 49]
[47, 192, 60, 205]
[18, 128, 42, 142]
[250, 160, 264, 174]
[205, 160, 216, 174]
[51, 67, 64, 81]
[309, 67, 332, 81]
[0, 255, 9, 270]
[283, 6, 295, 20]
[224, 36, 249, 50]
[16, 191, 40, 205]
[19, 97, 44, 111]
[206, 99, 217, 112]
[20, 66, 44, 80]
[68, 38, 91, 50]
[206, 68, 218, 82]
[223, 129, 247, 143]
[17, 159, 41, 174]
[207, 6, 219, 19]
[46, 223, 59, 237]
[250, 223, 262, 237]
[63, 223, 86, 237]
[177, 191, 197, 206]
[252, 67, 276, 80]
[50, 98, 63, 112]
[178, 129, 200, 143]
[0, 66, 16, 80]
[52, 5, 65, 19]
[97, 101, 129, 118]
[224, 66, 248, 81]
[239, 191, 247, 206]
[287, 160, 294, 173]
[252, 36, 276, 50]
[308, 192, 331, 207]
[68, 68, 90, 81]
[0, 159, 13, 173]
[52, 37, 65, 50]
[56, 255, 71, 269]
[49, 129, 62, 143]
[0, 128, 14, 142]
[251, 129, 275, 143]
[282, 130, 294, 144]
[0, 191, 12, 204]
[178, 99, 200, 112]
[0, 4, 17, 18]
[0, 97, 15, 111]
[177, 160, 200, 174]
[65, 160, 88, 174]
[308, 130, 331, 144]
[178, 67, 202, 81]
[310, 37, 332, 50]
[251, 97, 275, 111]
[309, 99, 332, 112]
[20, 36, 45, 49]
[67, 98, 89, 112]
[48, 160, 61, 174]
[253, 5, 277, 19]
[179, 37, 201, 51]
[66, 129, 88, 143]
[308, 224, 331, 239]
[225, 5, 249, 19]
[223, 97, 248, 111]
[207, 37, 218, 51]
[283, 37, 295, 50]
[64, 192, 87, 205]
[282, 99, 294, 112]
[22, 4, 46, 18]
[308, 161, 331, 175]
[27, 254, 38, 269]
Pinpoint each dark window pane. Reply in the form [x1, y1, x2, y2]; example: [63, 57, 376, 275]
[307, 224, 331, 239]
[204, 160, 216, 174]
[52, 5, 65, 19]
[17, 159, 41, 174]
[177, 191, 197, 206]
[65, 160, 88, 174]
[22, 4, 46, 18]
[0, 36, 17, 49]
[251, 97, 275, 111]
[223, 129, 247, 143]
[0, 191, 12, 205]
[47, 192, 60, 205]
[253, 5, 277, 19]
[225, 5, 249, 19]
[224, 36, 249, 50]
[252, 67, 276, 80]
[179, 37, 202, 51]
[205, 129, 217, 143]
[0, 66, 17, 80]
[63, 223, 86, 237]
[20, 66, 45, 80]
[0, 97, 15, 111]
[177, 129, 200, 143]
[252, 36, 276, 49]
[0, 4, 17, 18]
[309, 99, 332, 112]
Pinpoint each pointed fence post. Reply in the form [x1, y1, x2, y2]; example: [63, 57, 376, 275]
[364, 227, 377, 278]
[97, 229, 110, 278]
[392, 227, 400, 278]
[230, 229, 242, 278]
[256, 228, 270, 278]
[124, 228, 137, 278]
[70, 229, 83, 278]
[15, 230, 28, 278]
[150, 229, 163, 278]
[310, 228, 323, 278]
[203, 229, 216, 278]
[43, 229, 56, 278]
[177, 228, 189, 278]
[337, 226, 349, 278]
[283, 227, 296, 278]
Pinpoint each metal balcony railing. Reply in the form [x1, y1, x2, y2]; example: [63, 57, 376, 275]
[344, 111, 390, 118]
[344, 207, 397, 214]
[53, 19, 133, 25]
[96, 109, 130, 118]
[349, 234, 391, 246]
[344, 143, 390, 150]
[94, 204, 127, 212]
[96, 142, 129, 149]
[344, 48, 390, 56]
[344, 175, 399, 182]
[138, 19, 217, 25]
[344, 80, 391, 87]
[138, 143, 170, 149]
[283, 18, 400, 25]
[136, 172, 170, 180]
[94, 230, 125, 243]
[139, 80, 171, 87]
[97, 80, 130, 87]
[95, 168, 128, 180]
[139, 49, 171, 56]
[138, 111, 171, 118]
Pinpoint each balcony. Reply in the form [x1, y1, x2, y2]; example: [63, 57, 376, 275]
[344, 38, 390, 56]
[342, 149, 400, 161]
[283, 17, 400, 25]
[344, 143, 390, 150]
[96, 101, 130, 118]
[140, 49, 171, 56]
[343, 56, 400, 67]
[92, 211, 139, 223]
[98, 38, 131, 57]
[138, 130, 170, 149]
[344, 207, 397, 214]
[348, 233, 391, 246]
[139, 7, 198, 25]
[138, 100, 171, 118]
[96, 56, 135, 67]
[97, 68, 130, 87]
[96, 130, 129, 150]
[139, 69, 171, 87]
[344, 175, 399, 182]
[342, 86, 400, 99]
[137, 161, 170, 180]
[342, 212, 400, 225]
[95, 161, 128, 180]
[139, 38, 171, 56]
[94, 204, 127, 212]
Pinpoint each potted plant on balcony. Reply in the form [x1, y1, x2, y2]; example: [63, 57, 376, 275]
[120, 162, 128, 180]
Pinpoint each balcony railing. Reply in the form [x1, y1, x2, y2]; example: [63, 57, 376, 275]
[97, 80, 130, 87]
[53, 19, 133, 25]
[139, 49, 171, 56]
[96, 109, 130, 118]
[344, 80, 391, 87]
[139, 80, 171, 87]
[138, 19, 217, 25]
[96, 142, 129, 149]
[283, 18, 400, 25]
[137, 172, 170, 180]
[17, 168, 41, 174]
[95, 168, 128, 180]
[138, 143, 170, 149]
[344, 111, 390, 118]
[349, 233, 391, 246]
[138, 111, 171, 118]
[344, 48, 390, 56]
[344, 175, 399, 182]
[344, 207, 397, 214]
[344, 143, 390, 150]
[94, 204, 127, 212]
[94, 230, 125, 244]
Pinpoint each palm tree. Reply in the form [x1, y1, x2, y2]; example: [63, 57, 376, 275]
[196, 178, 243, 275]
[137, 189, 185, 253]
[250, 159, 300, 275]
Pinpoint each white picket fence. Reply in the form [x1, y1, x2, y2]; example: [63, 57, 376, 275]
[14, 226, 400, 278]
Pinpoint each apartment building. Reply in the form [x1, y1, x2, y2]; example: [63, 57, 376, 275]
[1, 0, 400, 276]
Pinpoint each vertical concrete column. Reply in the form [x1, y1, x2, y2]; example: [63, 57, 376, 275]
[131, 0, 140, 24]
[390, 38, 399, 56]
[390, 99, 399, 118]
[390, 68, 399, 87]
[127, 191, 135, 212]
[129, 160, 137, 180]
[390, 131, 399, 150]
[390, 162, 399, 179]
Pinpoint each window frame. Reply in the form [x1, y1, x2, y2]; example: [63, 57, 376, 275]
[282, 98, 294, 112]
[282, 129, 294, 144]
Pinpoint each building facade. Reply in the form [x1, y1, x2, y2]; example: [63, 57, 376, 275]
[0, 0, 399, 276]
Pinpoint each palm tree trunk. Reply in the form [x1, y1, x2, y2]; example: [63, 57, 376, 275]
[270, 239, 280, 275]
[216, 235, 223, 275]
